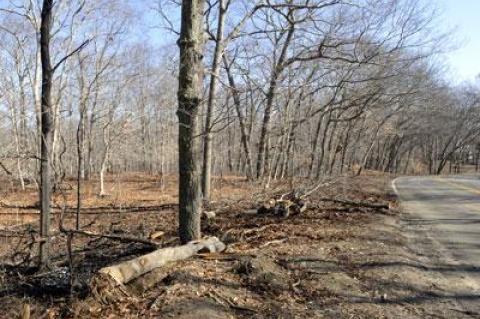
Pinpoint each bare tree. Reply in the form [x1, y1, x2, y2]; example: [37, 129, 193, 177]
[38, 0, 54, 268]
[202, 0, 227, 201]
[177, 0, 206, 243]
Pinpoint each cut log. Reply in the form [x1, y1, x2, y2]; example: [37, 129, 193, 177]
[257, 198, 306, 217]
[257, 199, 276, 215]
[275, 200, 293, 217]
[96, 236, 226, 286]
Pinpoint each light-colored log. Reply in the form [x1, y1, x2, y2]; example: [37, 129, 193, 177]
[21, 304, 30, 319]
[98, 236, 225, 285]
[150, 231, 165, 240]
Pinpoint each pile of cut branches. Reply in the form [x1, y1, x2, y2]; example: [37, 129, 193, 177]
[256, 180, 335, 217]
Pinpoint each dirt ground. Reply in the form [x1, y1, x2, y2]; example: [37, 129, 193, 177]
[0, 173, 478, 318]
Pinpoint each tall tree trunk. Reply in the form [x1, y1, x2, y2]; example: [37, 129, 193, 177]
[39, 0, 54, 268]
[85, 119, 94, 180]
[476, 145, 479, 172]
[226, 99, 235, 173]
[76, 107, 85, 230]
[256, 25, 294, 179]
[76, 60, 87, 230]
[223, 55, 254, 179]
[316, 111, 333, 179]
[273, 131, 287, 180]
[339, 121, 354, 174]
[13, 58, 27, 190]
[99, 123, 110, 197]
[9, 89, 25, 190]
[324, 114, 338, 175]
[308, 113, 324, 178]
[34, 40, 42, 173]
[357, 123, 383, 176]
[177, 0, 205, 243]
[403, 146, 413, 174]
[202, 0, 226, 200]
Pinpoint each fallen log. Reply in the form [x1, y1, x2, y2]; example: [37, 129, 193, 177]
[93, 236, 226, 287]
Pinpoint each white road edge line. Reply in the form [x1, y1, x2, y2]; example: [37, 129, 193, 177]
[391, 177, 400, 197]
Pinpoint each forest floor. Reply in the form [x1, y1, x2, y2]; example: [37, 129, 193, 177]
[0, 173, 477, 318]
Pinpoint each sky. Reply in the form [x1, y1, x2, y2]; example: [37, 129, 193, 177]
[440, 0, 480, 83]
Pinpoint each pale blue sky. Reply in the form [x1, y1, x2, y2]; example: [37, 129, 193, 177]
[441, 0, 480, 82]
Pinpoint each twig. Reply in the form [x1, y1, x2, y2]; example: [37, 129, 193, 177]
[301, 179, 335, 199]
[260, 237, 288, 248]
[0, 160, 12, 175]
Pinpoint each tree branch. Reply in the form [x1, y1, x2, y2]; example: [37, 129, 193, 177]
[53, 39, 91, 72]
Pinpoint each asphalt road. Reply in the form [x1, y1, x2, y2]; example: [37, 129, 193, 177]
[393, 175, 480, 314]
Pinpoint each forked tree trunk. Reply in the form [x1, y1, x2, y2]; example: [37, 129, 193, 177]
[39, 0, 54, 268]
[177, 0, 205, 243]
